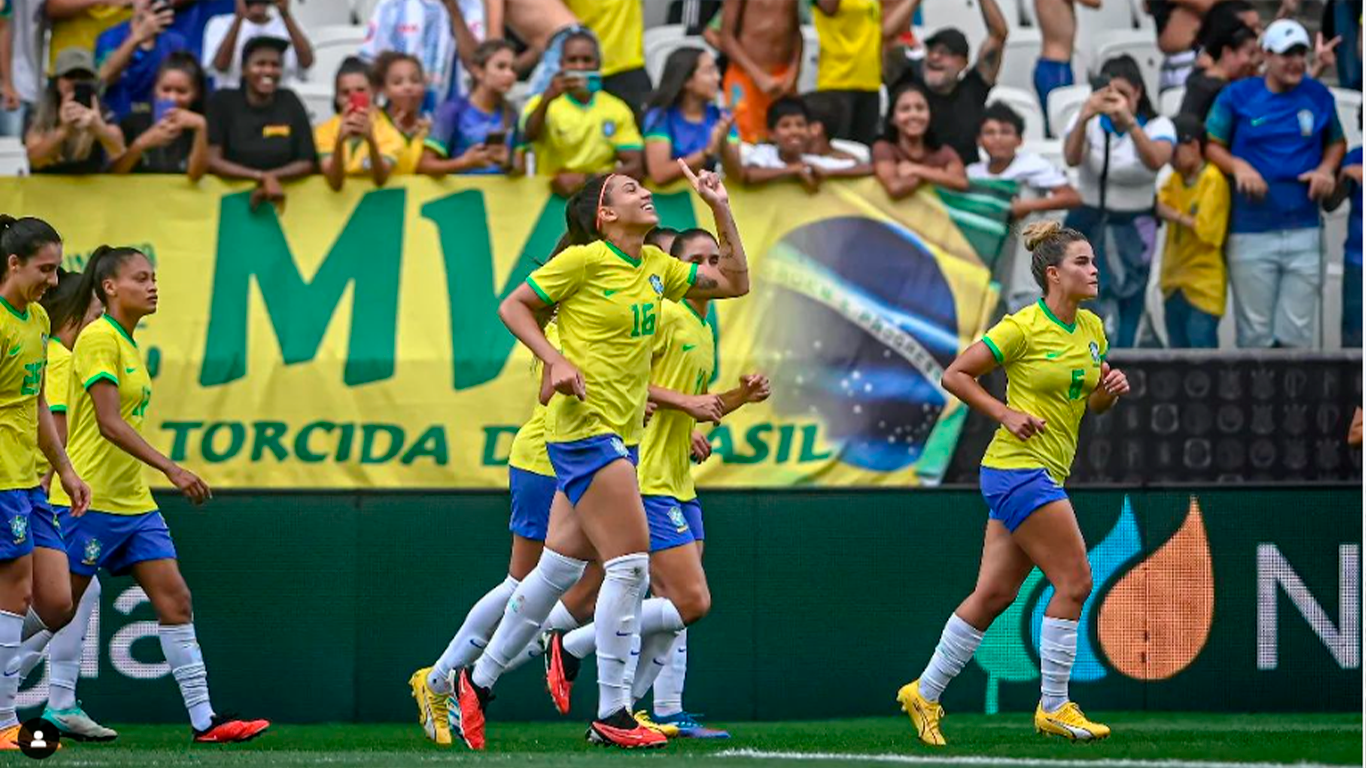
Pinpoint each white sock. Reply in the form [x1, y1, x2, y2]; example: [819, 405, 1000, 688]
[500, 600, 581, 674]
[563, 622, 596, 659]
[20, 609, 46, 642]
[651, 629, 687, 716]
[547, 600, 580, 631]
[919, 614, 985, 703]
[429, 576, 519, 694]
[595, 553, 648, 719]
[0, 610, 23, 728]
[47, 579, 99, 710]
[1039, 617, 1078, 713]
[159, 623, 215, 731]
[471, 550, 585, 690]
[630, 598, 685, 702]
[12, 629, 50, 680]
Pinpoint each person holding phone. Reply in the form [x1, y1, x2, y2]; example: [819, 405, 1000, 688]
[420, 39, 519, 176]
[315, 56, 403, 190]
[93, 0, 188, 122]
[520, 29, 643, 197]
[203, 0, 314, 90]
[25, 48, 126, 174]
[112, 52, 210, 177]
[373, 51, 428, 176]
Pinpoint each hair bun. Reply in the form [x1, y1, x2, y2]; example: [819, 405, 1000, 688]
[0, 214, 15, 232]
[1021, 220, 1063, 252]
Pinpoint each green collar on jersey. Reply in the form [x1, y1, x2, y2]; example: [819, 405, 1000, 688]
[103, 314, 138, 348]
[1037, 299, 1076, 334]
[683, 301, 708, 327]
[0, 294, 27, 321]
[606, 241, 641, 267]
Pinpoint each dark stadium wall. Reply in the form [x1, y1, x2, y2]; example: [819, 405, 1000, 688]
[26, 488, 1361, 723]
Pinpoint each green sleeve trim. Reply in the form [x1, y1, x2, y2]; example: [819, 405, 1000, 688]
[48, 405, 66, 414]
[423, 137, 449, 157]
[687, 261, 699, 286]
[83, 372, 119, 390]
[526, 276, 554, 305]
[643, 132, 671, 142]
[982, 336, 1004, 364]
[616, 143, 644, 152]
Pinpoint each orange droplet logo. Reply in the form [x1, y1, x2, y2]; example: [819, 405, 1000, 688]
[1098, 496, 1214, 680]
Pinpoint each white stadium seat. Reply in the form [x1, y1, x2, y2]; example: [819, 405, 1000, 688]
[988, 85, 1046, 141]
[1046, 84, 1091, 138]
[798, 25, 820, 96]
[295, 82, 336, 126]
[295, 0, 357, 29]
[996, 28, 1044, 97]
[1159, 86, 1185, 118]
[1090, 30, 1161, 103]
[311, 25, 368, 81]
[644, 25, 707, 86]
[0, 137, 27, 176]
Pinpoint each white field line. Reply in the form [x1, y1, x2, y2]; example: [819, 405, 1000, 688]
[715, 749, 1346, 768]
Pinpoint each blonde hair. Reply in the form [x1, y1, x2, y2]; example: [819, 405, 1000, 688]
[1021, 220, 1087, 294]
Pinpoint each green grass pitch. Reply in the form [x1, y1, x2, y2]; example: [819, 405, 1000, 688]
[33, 714, 1362, 767]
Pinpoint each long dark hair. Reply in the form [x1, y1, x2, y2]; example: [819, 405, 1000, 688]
[0, 215, 61, 287]
[40, 267, 88, 333]
[157, 51, 208, 114]
[550, 174, 613, 257]
[646, 46, 707, 112]
[333, 55, 372, 114]
[1099, 55, 1156, 121]
[882, 82, 943, 149]
[54, 245, 145, 325]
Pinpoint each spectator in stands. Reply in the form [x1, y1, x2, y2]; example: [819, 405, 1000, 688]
[25, 48, 126, 173]
[1206, 20, 1345, 348]
[360, 0, 455, 112]
[45, 1, 133, 73]
[892, 0, 1007, 165]
[206, 36, 315, 209]
[166, 0, 234, 59]
[372, 51, 430, 174]
[111, 51, 208, 176]
[739, 96, 820, 192]
[95, 0, 188, 121]
[1156, 115, 1229, 348]
[519, 29, 642, 197]
[420, 39, 516, 175]
[563, 0, 650, 114]
[0, 2, 24, 137]
[1033, 0, 1097, 135]
[968, 103, 1080, 219]
[716, 0, 803, 144]
[1178, 21, 1259, 122]
[1325, 118, 1360, 347]
[641, 47, 740, 186]
[203, 0, 313, 89]
[812, 0, 915, 146]
[315, 57, 402, 190]
[872, 83, 969, 200]
[803, 92, 873, 177]
[1063, 55, 1174, 348]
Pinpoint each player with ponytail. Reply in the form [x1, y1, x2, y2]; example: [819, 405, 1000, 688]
[896, 220, 1130, 746]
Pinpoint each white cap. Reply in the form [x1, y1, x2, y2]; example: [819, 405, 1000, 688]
[1262, 19, 1311, 54]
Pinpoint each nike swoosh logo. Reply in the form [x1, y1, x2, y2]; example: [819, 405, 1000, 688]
[1251, 116, 1270, 126]
[616, 631, 632, 637]
[604, 289, 619, 297]
[681, 344, 696, 352]
[125, 366, 137, 373]
[5, 344, 19, 358]
[1045, 351, 1062, 359]
[468, 639, 488, 649]
[630, 650, 641, 656]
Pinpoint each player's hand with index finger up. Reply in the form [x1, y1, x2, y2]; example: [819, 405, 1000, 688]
[678, 160, 729, 208]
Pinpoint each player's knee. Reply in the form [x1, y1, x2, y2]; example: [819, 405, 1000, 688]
[35, 596, 73, 631]
[975, 585, 1020, 618]
[1056, 571, 1092, 607]
[158, 584, 194, 625]
[673, 584, 711, 625]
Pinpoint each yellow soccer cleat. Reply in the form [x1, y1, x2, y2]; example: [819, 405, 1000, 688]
[634, 710, 681, 738]
[1035, 701, 1111, 742]
[896, 679, 946, 746]
[409, 667, 452, 746]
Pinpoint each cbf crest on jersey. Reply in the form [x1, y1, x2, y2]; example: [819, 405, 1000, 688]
[9, 515, 26, 545]
[1089, 341, 1101, 365]
[83, 537, 101, 566]
[1297, 109, 1314, 136]
[610, 437, 628, 458]
[668, 506, 689, 533]
[649, 275, 664, 296]
[603, 120, 617, 138]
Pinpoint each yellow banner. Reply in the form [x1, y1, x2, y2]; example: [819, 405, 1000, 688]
[0, 176, 1002, 488]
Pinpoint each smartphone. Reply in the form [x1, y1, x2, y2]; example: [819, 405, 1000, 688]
[347, 91, 370, 113]
[485, 129, 507, 147]
[72, 82, 96, 108]
[153, 97, 175, 123]
[583, 71, 603, 95]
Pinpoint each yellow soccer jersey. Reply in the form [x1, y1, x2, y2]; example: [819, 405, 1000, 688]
[34, 337, 71, 480]
[564, 0, 645, 76]
[813, 0, 882, 92]
[980, 300, 1108, 484]
[507, 323, 559, 477]
[527, 242, 697, 446]
[0, 297, 49, 490]
[315, 113, 405, 177]
[639, 301, 715, 501]
[50, 316, 156, 515]
[520, 92, 643, 176]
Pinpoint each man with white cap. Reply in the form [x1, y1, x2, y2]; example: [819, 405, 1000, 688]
[1205, 18, 1346, 349]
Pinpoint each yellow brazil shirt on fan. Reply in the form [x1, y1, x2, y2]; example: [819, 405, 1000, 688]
[813, 0, 882, 92]
[564, 0, 645, 77]
[526, 242, 697, 446]
[507, 322, 560, 478]
[314, 113, 405, 177]
[639, 300, 715, 502]
[1157, 162, 1230, 318]
[50, 316, 155, 515]
[0, 297, 49, 491]
[520, 92, 642, 176]
[33, 337, 70, 481]
[376, 110, 428, 175]
[980, 300, 1108, 485]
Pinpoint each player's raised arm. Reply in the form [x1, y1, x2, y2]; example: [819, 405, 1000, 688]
[678, 161, 750, 299]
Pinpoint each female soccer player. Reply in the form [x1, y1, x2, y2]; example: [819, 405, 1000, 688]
[897, 220, 1129, 746]
[447, 163, 750, 751]
[0, 216, 91, 750]
[545, 228, 771, 739]
[49, 246, 269, 743]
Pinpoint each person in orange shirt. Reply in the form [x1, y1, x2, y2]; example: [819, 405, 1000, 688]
[716, 0, 803, 144]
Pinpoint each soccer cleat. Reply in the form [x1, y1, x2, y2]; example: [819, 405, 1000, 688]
[0, 724, 20, 750]
[1035, 701, 1111, 742]
[192, 715, 271, 743]
[652, 710, 730, 739]
[541, 629, 580, 716]
[447, 667, 490, 750]
[586, 709, 667, 749]
[633, 710, 680, 738]
[43, 703, 118, 742]
[897, 679, 947, 746]
[408, 667, 452, 746]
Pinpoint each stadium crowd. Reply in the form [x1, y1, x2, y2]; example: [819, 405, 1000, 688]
[1, 0, 1360, 349]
